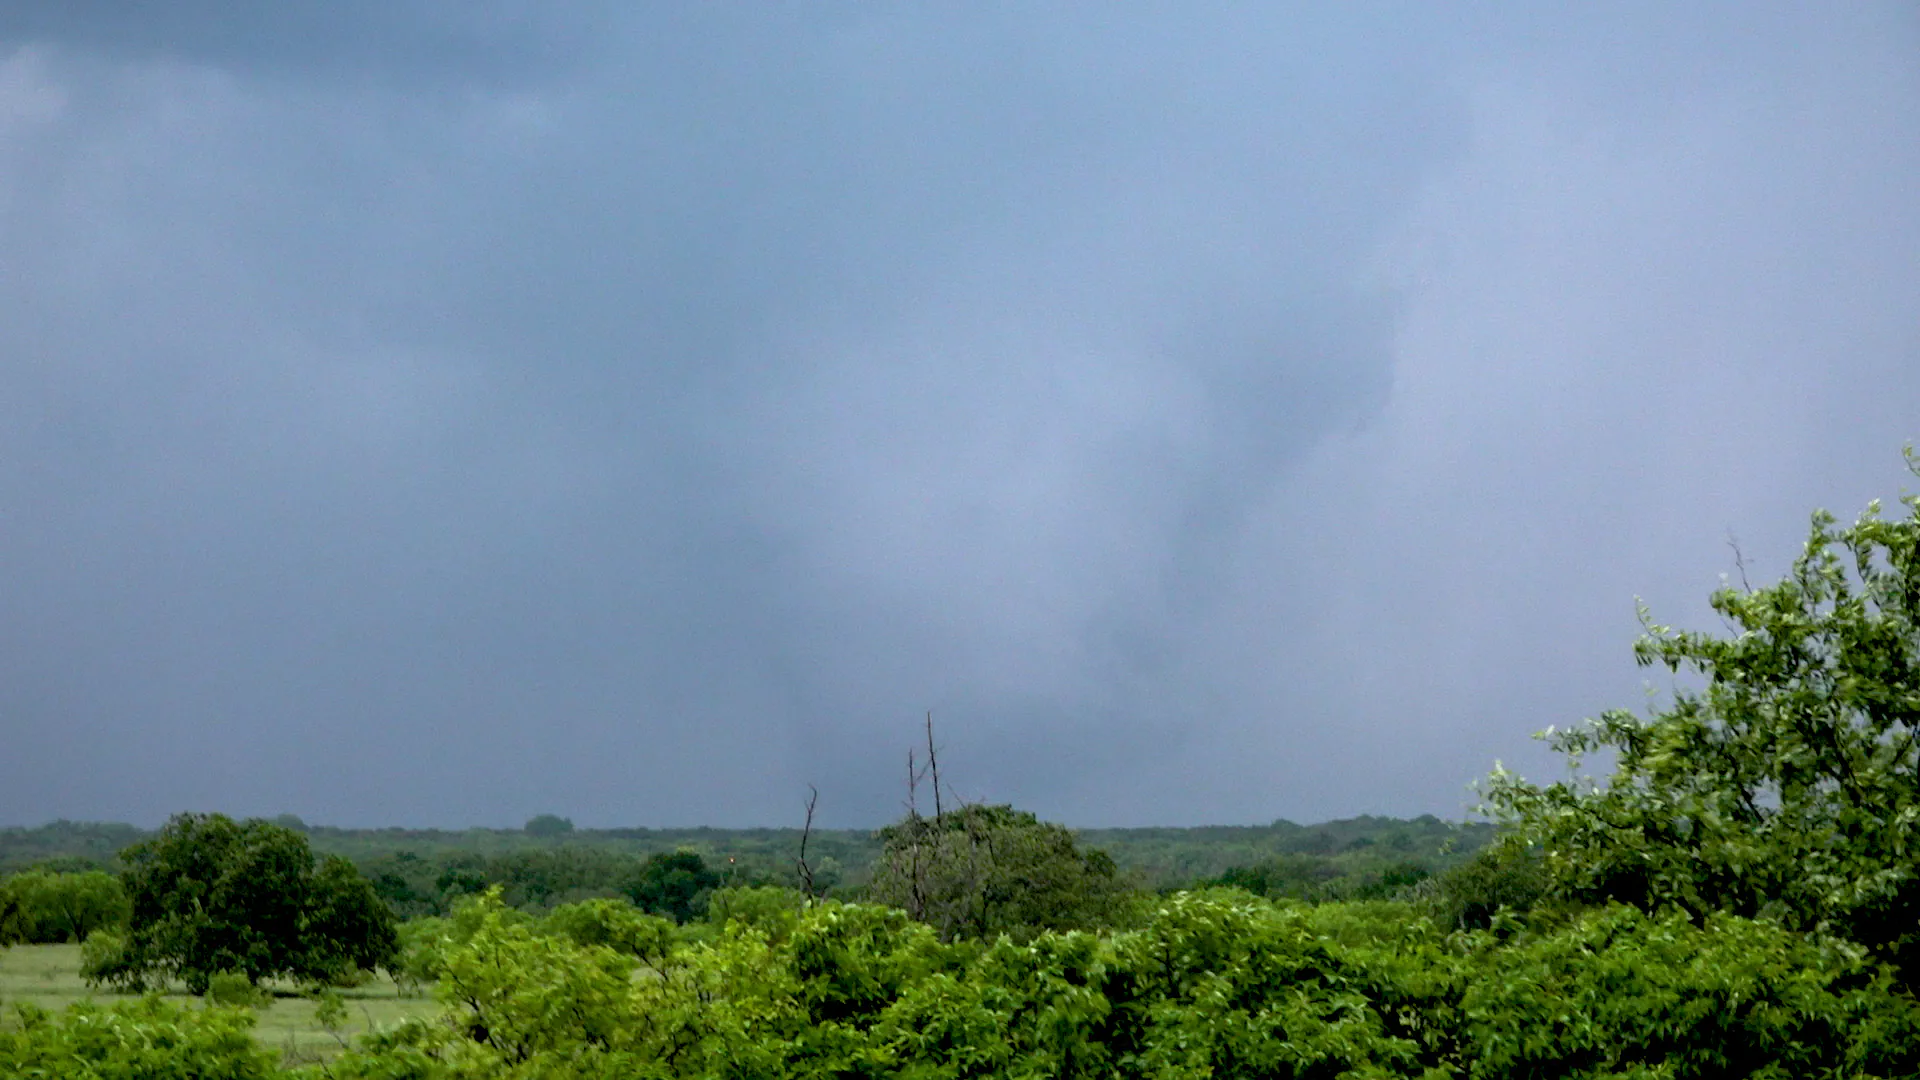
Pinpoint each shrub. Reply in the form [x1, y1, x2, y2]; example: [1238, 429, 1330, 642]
[79, 928, 143, 991]
[1415, 843, 1550, 931]
[205, 970, 273, 1007]
[706, 884, 807, 941]
[0, 996, 281, 1079]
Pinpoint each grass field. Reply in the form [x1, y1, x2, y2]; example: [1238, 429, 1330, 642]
[0, 943, 442, 1065]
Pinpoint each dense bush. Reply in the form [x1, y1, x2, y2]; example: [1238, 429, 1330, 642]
[540, 896, 676, 965]
[205, 970, 275, 1008]
[1411, 844, 1550, 932]
[706, 884, 809, 941]
[16, 887, 1920, 1078]
[250, 887, 1920, 1079]
[0, 997, 281, 1080]
[1456, 904, 1920, 1077]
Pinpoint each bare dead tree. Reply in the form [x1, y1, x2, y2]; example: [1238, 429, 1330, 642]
[925, 710, 945, 820]
[796, 785, 820, 905]
[900, 750, 928, 919]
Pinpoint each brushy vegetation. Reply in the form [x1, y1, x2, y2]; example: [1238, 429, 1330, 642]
[8, 890, 1917, 1078]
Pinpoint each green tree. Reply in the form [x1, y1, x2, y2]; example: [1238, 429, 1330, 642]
[1486, 452, 1920, 979]
[1413, 843, 1548, 931]
[868, 804, 1130, 941]
[622, 848, 720, 923]
[105, 813, 398, 992]
[3, 870, 129, 943]
[523, 813, 574, 838]
[1, 870, 129, 944]
[304, 855, 403, 981]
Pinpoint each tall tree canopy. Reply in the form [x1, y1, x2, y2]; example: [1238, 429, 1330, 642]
[868, 803, 1128, 941]
[97, 813, 398, 992]
[1488, 452, 1920, 981]
[622, 849, 721, 924]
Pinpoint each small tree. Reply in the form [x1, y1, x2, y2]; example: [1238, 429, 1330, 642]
[0, 871, 127, 944]
[106, 813, 398, 992]
[1486, 451, 1920, 979]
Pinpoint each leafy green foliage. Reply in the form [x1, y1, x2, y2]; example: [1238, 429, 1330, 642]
[0, 996, 281, 1080]
[1411, 844, 1551, 932]
[1487, 458, 1920, 981]
[540, 897, 675, 966]
[109, 813, 399, 992]
[307, 887, 1920, 1079]
[312, 986, 350, 1044]
[78, 927, 130, 987]
[1200, 854, 1442, 905]
[1084, 815, 1497, 889]
[1456, 904, 1920, 1077]
[706, 885, 808, 942]
[306, 855, 405, 982]
[0, 821, 146, 875]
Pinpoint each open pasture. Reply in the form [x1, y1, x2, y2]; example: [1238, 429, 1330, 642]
[0, 943, 440, 1065]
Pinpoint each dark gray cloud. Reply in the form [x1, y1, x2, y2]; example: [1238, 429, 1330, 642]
[1, 5, 1915, 827]
[0, 1, 596, 83]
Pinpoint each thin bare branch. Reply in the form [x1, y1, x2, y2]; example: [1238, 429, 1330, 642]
[926, 710, 944, 820]
[796, 784, 819, 904]
[1728, 532, 1754, 593]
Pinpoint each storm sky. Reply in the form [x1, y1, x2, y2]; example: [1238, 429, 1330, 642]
[1, 4, 1915, 828]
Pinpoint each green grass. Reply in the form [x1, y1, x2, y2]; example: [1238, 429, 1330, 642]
[0, 943, 441, 1065]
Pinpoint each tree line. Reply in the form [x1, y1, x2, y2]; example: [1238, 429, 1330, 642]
[2, 814, 1494, 897]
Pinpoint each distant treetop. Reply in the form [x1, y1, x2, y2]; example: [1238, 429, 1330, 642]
[524, 814, 575, 838]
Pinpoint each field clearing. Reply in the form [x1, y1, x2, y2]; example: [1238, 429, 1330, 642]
[0, 943, 442, 1064]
